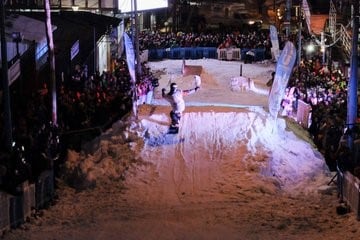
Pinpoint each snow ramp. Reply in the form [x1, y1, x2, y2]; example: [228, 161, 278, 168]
[136, 105, 330, 202]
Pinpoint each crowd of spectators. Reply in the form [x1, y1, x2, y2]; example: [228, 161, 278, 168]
[138, 30, 272, 52]
[0, 54, 161, 194]
[59, 60, 133, 132]
[280, 54, 359, 172]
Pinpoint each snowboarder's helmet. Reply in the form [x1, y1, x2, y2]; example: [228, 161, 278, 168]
[170, 83, 178, 91]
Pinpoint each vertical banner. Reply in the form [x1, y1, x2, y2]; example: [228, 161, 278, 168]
[302, 0, 311, 33]
[124, 32, 136, 83]
[268, 41, 297, 119]
[269, 25, 280, 62]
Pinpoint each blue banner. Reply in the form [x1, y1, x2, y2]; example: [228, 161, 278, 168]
[124, 32, 136, 83]
[268, 41, 297, 118]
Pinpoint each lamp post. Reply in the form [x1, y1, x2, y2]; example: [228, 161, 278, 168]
[11, 32, 22, 58]
[276, 8, 283, 32]
[320, 31, 326, 65]
[297, 5, 302, 66]
[12, 31, 23, 94]
[286, 0, 292, 37]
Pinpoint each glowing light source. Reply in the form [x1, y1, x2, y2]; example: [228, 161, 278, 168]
[71, 5, 79, 11]
[306, 43, 315, 53]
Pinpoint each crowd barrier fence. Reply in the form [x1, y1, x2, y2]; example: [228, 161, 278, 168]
[146, 47, 266, 62]
[0, 171, 53, 234]
[296, 100, 311, 128]
[338, 170, 360, 220]
[217, 48, 241, 61]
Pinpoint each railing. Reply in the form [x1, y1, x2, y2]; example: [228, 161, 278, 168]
[217, 48, 241, 61]
[338, 24, 352, 58]
[329, 0, 337, 40]
[338, 169, 360, 220]
[329, 0, 352, 60]
[5, 0, 108, 11]
[148, 47, 218, 61]
[146, 47, 267, 62]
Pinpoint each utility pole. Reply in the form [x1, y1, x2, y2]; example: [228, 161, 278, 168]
[134, 0, 141, 76]
[286, 0, 292, 37]
[297, 4, 302, 66]
[347, 0, 359, 152]
[320, 32, 326, 64]
[0, 0, 13, 151]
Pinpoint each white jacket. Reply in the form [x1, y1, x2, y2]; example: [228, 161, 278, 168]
[163, 88, 196, 113]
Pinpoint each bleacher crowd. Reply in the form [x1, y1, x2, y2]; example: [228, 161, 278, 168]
[138, 30, 272, 51]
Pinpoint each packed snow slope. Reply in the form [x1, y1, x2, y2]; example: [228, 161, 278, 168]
[137, 105, 329, 200]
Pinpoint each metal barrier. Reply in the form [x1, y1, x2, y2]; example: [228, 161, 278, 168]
[0, 191, 10, 234]
[217, 48, 241, 61]
[338, 169, 360, 219]
[232, 48, 241, 61]
[148, 47, 218, 61]
[148, 47, 266, 62]
[296, 100, 312, 128]
[217, 49, 227, 60]
[1, 180, 37, 232]
[338, 24, 351, 58]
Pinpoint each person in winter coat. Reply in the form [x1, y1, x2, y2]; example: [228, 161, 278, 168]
[162, 82, 200, 128]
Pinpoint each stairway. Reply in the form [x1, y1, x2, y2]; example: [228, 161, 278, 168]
[329, 0, 352, 59]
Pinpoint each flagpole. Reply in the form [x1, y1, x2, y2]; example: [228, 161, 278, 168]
[286, 0, 292, 37]
[297, 3, 302, 67]
[130, 0, 138, 118]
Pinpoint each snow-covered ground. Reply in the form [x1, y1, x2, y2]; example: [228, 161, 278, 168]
[4, 59, 360, 240]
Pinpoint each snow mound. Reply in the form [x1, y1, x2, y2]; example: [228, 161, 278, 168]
[138, 106, 330, 194]
[63, 106, 330, 195]
[63, 120, 145, 190]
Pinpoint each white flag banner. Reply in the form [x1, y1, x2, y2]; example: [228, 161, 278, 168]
[124, 32, 136, 83]
[268, 41, 297, 118]
[269, 25, 280, 61]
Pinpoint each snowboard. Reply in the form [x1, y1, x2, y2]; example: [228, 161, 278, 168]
[145, 127, 183, 147]
[167, 126, 179, 134]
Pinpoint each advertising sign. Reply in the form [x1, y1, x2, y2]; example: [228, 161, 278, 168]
[118, 0, 168, 13]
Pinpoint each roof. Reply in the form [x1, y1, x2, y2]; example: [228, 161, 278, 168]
[310, 14, 328, 35]
[18, 11, 121, 71]
[4, 14, 56, 43]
